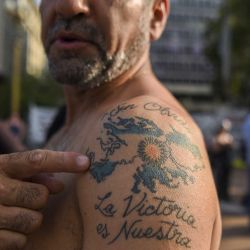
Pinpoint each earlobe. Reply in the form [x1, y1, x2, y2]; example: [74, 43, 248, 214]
[150, 0, 169, 41]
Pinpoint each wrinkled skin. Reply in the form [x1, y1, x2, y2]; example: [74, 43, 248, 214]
[0, 150, 89, 250]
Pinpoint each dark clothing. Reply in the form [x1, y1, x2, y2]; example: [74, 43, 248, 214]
[212, 146, 232, 200]
[46, 106, 66, 141]
[0, 130, 17, 154]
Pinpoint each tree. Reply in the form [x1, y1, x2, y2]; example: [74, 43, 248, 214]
[0, 73, 64, 119]
[205, 0, 250, 105]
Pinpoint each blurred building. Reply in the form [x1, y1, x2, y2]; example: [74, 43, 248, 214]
[0, 2, 5, 79]
[151, 0, 224, 108]
[0, 0, 46, 79]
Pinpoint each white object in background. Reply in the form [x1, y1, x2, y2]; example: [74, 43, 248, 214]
[28, 104, 57, 145]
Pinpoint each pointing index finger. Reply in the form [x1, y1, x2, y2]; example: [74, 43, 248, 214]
[0, 150, 90, 179]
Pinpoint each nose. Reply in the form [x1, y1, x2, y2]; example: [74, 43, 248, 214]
[55, 0, 90, 19]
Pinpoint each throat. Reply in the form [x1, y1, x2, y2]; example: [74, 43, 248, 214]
[63, 83, 125, 126]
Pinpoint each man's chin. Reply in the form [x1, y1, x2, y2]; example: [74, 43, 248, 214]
[52, 74, 87, 87]
[50, 70, 104, 91]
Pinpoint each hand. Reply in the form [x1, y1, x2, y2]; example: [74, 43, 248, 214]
[0, 122, 26, 153]
[7, 113, 27, 140]
[0, 149, 90, 250]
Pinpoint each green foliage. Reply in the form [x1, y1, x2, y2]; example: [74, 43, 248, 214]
[205, 0, 250, 105]
[0, 73, 64, 119]
[205, 19, 223, 100]
[22, 74, 64, 106]
[228, 0, 250, 104]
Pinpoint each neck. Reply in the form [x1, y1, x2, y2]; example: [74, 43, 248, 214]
[63, 57, 153, 126]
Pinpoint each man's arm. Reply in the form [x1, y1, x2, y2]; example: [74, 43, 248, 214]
[78, 97, 221, 250]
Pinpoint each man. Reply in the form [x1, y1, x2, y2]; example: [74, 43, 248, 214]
[212, 119, 234, 201]
[1, 0, 222, 249]
[243, 113, 250, 219]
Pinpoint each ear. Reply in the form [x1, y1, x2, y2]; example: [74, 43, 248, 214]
[150, 0, 169, 41]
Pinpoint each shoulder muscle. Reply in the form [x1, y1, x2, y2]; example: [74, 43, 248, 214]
[78, 97, 221, 250]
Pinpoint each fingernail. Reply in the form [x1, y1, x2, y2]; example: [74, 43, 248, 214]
[76, 155, 89, 169]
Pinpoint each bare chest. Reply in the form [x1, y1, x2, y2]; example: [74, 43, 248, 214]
[25, 130, 90, 249]
[25, 176, 83, 250]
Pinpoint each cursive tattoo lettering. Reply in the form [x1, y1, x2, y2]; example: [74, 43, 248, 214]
[108, 219, 191, 248]
[95, 192, 117, 217]
[95, 192, 196, 248]
[123, 193, 197, 229]
[144, 102, 191, 134]
[97, 223, 110, 239]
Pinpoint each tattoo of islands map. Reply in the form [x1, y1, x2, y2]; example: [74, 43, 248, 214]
[86, 102, 205, 194]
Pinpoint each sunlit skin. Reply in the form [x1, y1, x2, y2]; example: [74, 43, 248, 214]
[145, 144, 161, 161]
[39, 0, 152, 90]
[20, 0, 222, 249]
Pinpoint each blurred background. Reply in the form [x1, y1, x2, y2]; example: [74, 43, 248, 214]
[0, 0, 250, 249]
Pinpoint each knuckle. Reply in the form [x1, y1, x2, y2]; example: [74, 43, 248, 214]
[12, 212, 33, 233]
[12, 211, 42, 234]
[25, 150, 48, 168]
[0, 153, 23, 164]
[16, 184, 40, 205]
[16, 184, 49, 209]
[0, 153, 23, 170]
[0, 153, 24, 176]
[0, 152, 25, 177]
[0, 209, 42, 234]
[6, 153, 24, 162]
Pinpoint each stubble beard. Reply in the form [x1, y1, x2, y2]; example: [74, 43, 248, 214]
[47, 13, 150, 90]
[48, 50, 112, 89]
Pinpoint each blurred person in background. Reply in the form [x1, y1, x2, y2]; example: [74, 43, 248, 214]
[0, 114, 26, 153]
[243, 112, 250, 222]
[0, 67, 65, 153]
[0, 73, 26, 153]
[211, 119, 234, 201]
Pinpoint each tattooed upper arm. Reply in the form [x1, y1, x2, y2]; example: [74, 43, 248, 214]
[79, 98, 221, 250]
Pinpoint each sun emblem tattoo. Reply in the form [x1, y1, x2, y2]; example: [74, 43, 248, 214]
[88, 110, 205, 193]
[138, 137, 170, 166]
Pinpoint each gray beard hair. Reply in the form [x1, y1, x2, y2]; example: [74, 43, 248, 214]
[48, 14, 150, 90]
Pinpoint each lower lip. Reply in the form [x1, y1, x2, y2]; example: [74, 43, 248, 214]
[52, 39, 94, 50]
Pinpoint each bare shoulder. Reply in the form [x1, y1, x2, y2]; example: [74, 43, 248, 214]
[77, 96, 221, 250]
